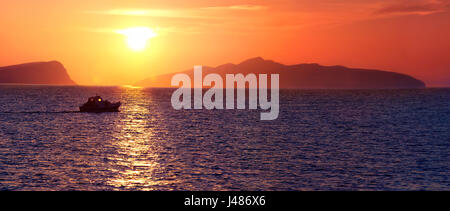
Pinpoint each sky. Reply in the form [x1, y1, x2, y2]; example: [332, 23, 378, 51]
[0, 0, 449, 86]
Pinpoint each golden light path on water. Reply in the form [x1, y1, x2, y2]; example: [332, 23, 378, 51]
[105, 87, 181, 190]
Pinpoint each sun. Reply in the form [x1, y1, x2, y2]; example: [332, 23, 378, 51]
[116, 27, 157, 51]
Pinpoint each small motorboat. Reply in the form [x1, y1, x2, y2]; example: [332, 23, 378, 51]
[79, 96, 121, 112]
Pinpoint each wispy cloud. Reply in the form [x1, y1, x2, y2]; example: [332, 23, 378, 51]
[85, 9, 205, 19]
[373, 0, 450, 16]
[85, 4, 268, 19]
[201, 4, 268, 11]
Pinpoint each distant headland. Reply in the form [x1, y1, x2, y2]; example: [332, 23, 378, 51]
[0, 58, 426, 88]
[0, 61, 76, 85]
[135, 57, 426, 89]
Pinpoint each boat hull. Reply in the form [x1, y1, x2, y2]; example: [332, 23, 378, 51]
[79, 102, 121, 112]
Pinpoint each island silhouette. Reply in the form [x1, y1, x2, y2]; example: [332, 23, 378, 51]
[0, 61, 76, 85]
[0, 58, 426, 88]
[135, 57, 425, 89]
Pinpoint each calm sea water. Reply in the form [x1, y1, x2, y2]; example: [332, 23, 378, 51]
[0, 85, 448, 190]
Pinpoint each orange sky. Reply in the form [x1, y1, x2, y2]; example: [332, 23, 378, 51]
[1, 0, 449, 86]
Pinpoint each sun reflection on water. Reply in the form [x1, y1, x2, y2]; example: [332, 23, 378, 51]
[105, 87, 175, 190]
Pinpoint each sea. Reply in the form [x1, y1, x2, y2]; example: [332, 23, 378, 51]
[0, 85, 448, 190]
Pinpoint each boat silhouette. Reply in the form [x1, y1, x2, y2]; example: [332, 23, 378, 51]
[79, 96, 121, 112]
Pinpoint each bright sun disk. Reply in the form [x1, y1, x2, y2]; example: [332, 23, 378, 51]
[116, 27, 157, 51]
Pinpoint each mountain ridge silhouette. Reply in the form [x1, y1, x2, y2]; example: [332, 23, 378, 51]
[135, 57, 426, 89]
[0, 61, 76, 85]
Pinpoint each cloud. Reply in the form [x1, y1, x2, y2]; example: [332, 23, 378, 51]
[373, 0, 450, 16]
[201, 4, 268, 11]
[85, 4, 267, 19]
[85, 9, 202, 19]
